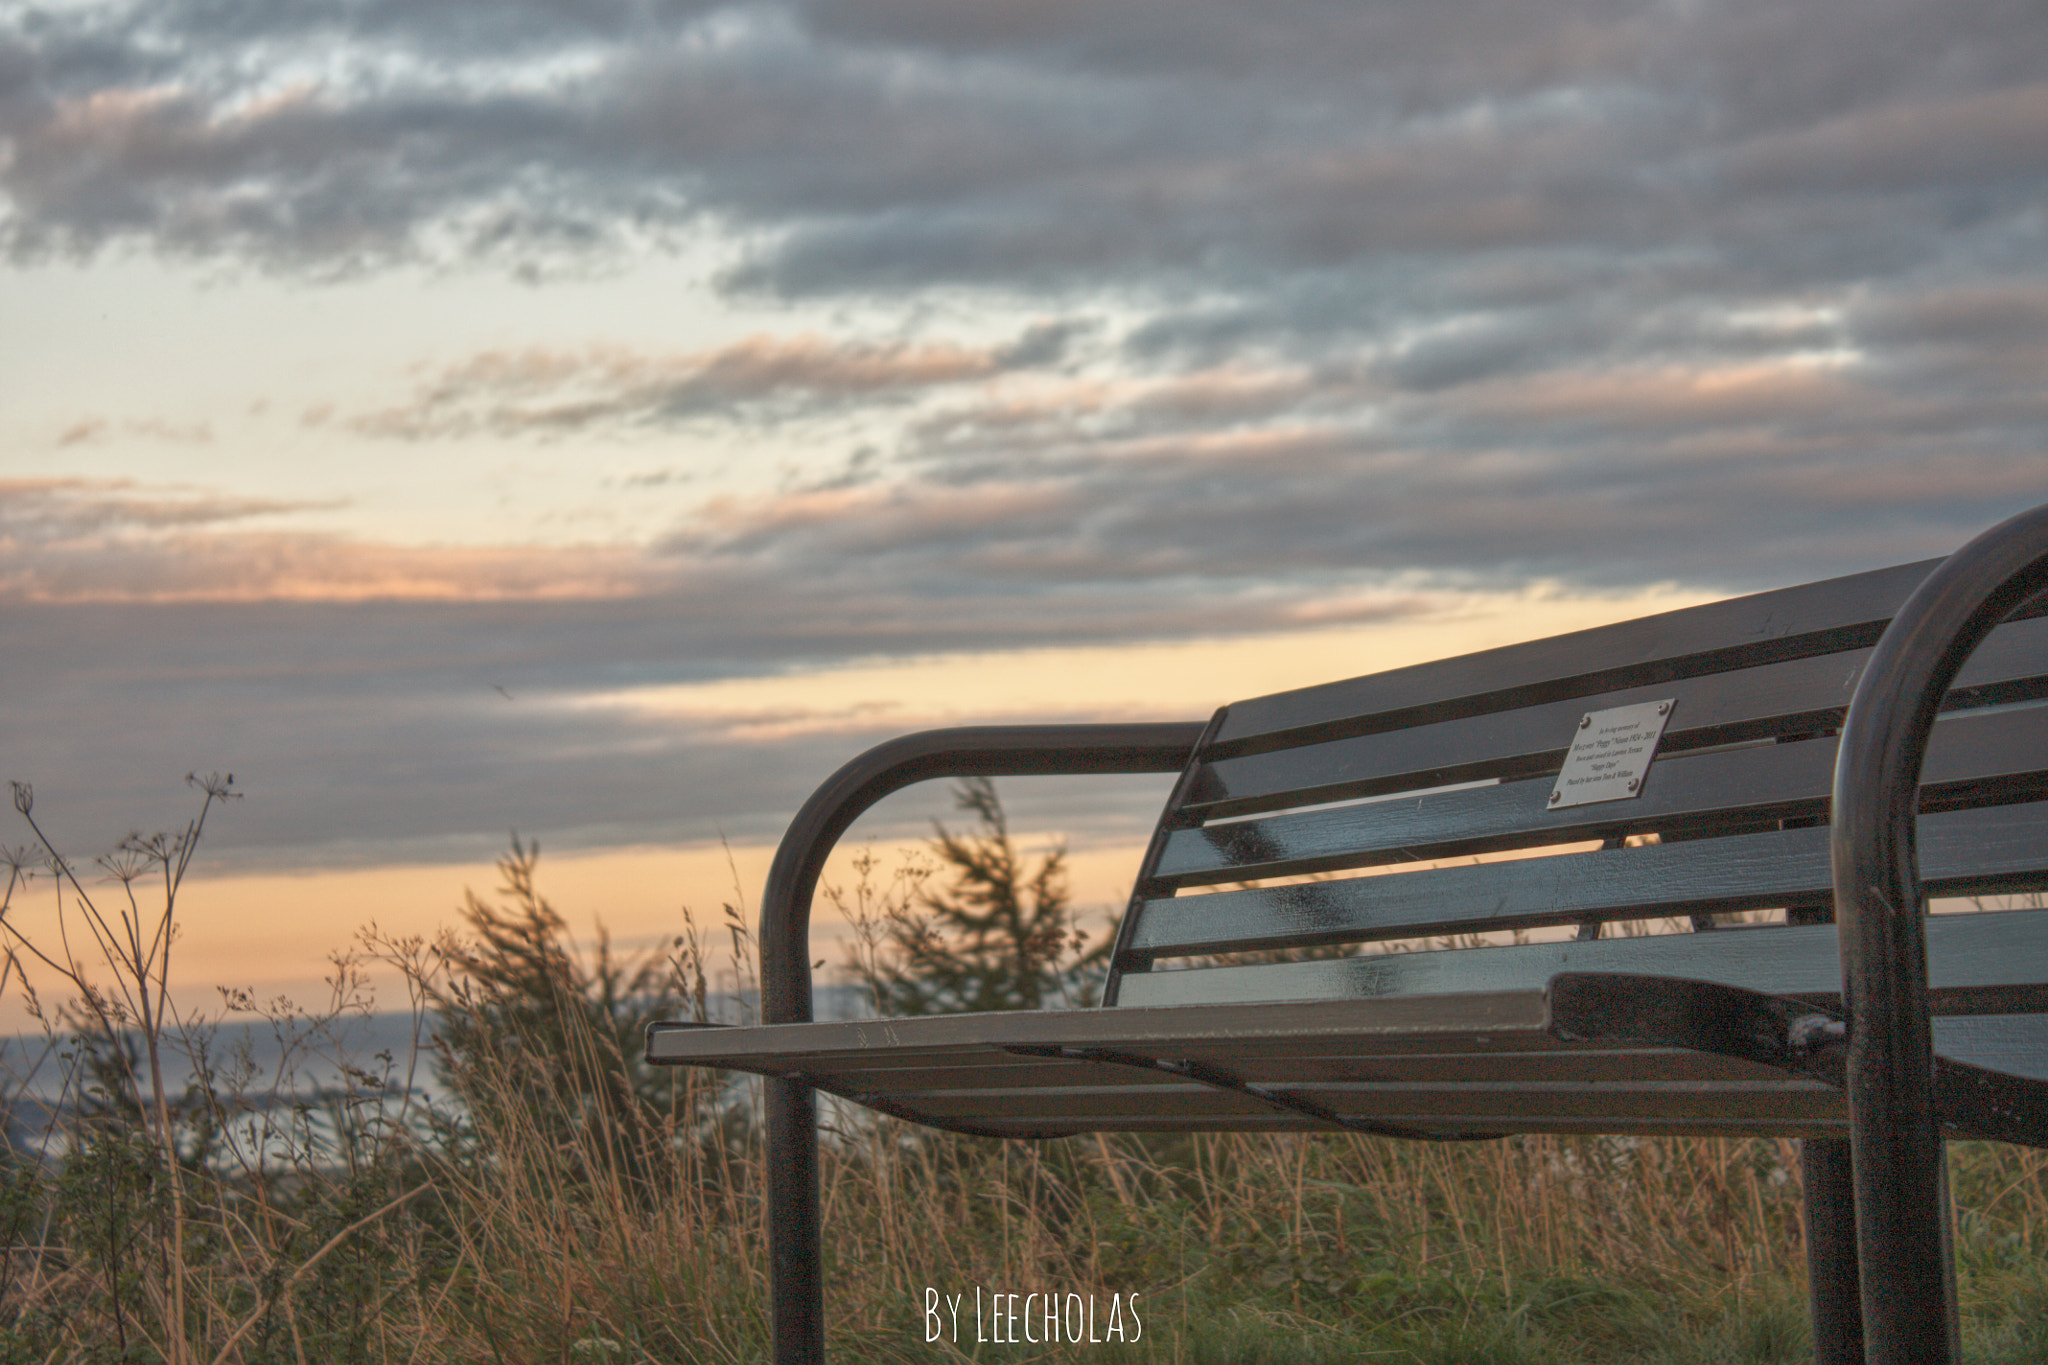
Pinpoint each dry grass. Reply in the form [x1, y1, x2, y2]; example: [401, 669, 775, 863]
[1, 795, 2044, 1363]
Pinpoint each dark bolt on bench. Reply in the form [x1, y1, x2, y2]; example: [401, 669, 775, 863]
[649, 501, 2048, 1365]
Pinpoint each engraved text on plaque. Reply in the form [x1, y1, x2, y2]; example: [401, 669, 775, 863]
[1549, 699, 1675, 809]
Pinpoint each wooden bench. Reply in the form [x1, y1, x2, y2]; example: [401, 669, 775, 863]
[649, 502, 2048, 1365]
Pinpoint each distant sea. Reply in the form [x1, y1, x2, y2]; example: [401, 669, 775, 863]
[0, 985, 876, 1151]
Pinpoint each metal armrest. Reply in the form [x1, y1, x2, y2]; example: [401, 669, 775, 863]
[758, 722, 1207, 1025]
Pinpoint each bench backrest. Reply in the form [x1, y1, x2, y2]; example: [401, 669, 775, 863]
[1104, 560, 2048, 1034]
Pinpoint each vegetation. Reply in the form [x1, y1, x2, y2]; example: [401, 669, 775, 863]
[843, 778, 1098, 1017]
[0, 780, 2044, 1363]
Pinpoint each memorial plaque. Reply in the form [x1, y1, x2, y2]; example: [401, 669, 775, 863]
[1548, 699, 1675, 809]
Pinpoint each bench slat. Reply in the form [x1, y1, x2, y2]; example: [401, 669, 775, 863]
[1126, 801, 2048, 959]
[795, 1047, 1795, 1090]
[1190, 615, 2048, 820]
[1117, 904, 2048, 1007]
[739, 1040, 1789, 1086]
[1211, 560, 1937, 757]
[1160, 700, 2048, 886]
[959, 1114, 1843, 1139]
[904, 1078, 1844, 1124]
[648, 991, 1560, 1069]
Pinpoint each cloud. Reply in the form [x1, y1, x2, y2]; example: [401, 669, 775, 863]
[1716, 83, 2048, 196]
[0, 529, 652, 603]
[0, 0, 2034, 298]
[3, 0, 2042, 552]
[0, 598, 1191, 882]
[55, 419, 109, 446]
[6, 0, 2048, 885]
[347, 324, 1073, 438]
[1, 477, 317, 537]
[54, 417, 214, 446]
[0, 477, 636, 601]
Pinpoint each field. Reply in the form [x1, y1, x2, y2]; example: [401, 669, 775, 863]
[2, 784, 2045, 1363]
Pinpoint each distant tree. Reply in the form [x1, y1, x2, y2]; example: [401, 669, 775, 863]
[855, 779, 1096, 1016]
[428, 837, 691, 1159]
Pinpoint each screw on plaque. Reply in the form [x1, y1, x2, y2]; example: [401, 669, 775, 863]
[1656, 702, 1670, 715]
[1627, 778, 1639, 791]
[1579, 715, 1592, 728]
[1549, 790, 1563, 803]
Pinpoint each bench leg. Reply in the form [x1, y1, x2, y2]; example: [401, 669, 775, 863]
[766, 1077, 825, 1365]
[1852, 1126, 1959, 1365]
[1801, 1138, 1864, 1365]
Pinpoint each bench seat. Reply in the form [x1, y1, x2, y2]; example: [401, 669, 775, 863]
[650, 908, 2048, 1140]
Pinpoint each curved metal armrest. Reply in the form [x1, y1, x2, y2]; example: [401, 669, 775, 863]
[1834, 504, 2048, 1112]
[1829, 499, 2048, 1360]
[1834, 502, 2048, 1098]
[758, 722, 1209, 1025]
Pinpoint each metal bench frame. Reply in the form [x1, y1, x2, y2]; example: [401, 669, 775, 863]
[656, 501, 2048, 1365]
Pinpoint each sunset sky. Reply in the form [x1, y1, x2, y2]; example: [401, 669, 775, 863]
[3, 0, 2047, 1024]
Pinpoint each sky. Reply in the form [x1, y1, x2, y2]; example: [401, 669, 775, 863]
[2, 0, 2047, 1025]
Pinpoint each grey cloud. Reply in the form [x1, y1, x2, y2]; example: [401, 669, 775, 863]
[0, 575, 1278, 870]
[0, 601, 839, 868]
[616, 467, 692, 488]
[0, 478, 324, 541]
[5, 1, 1150, 273]
[1663, 0, 2048, 142]
[161, 0, 729, 55]
[0, 533, 643, 605]
[1856, 282, 2048, 348]
[712, 286, 2048, 591]
[993, 319, 1089, 370]
[665, 416, 2046, 599]
[0, 479, 642, 600]
[348, 325, 1069, 439]
[54, 419, 109, 446]
[1714, 84, 2048, 196]
[807, 0, 1657, 95]
[54, 417, 217, 445]
[6, 0, 2039, 299]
